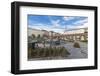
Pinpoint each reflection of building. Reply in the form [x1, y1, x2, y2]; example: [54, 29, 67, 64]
[63, 28, 88, 41]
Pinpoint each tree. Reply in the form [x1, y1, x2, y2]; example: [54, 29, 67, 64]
[37, 34, 41, 39]
[36, 34, 41, 42]
[32, 34, 36, 39]
[42, 34, 48, 48]
[28, 36, 33, 42]
[50, 31, 53, 47]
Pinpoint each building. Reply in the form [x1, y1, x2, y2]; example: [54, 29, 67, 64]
[63, 28, 88, 41]
[28, 27, 87, 41]
[28, 28, 61, 38]
[41, 30, 49, 37]
[28, 28, 44, 37]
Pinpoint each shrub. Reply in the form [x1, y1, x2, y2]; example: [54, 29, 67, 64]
[28, 46, 70, 59]
[59, 47, 70, 57]
[28, 48, 32, 58]
[73, 42, 80, 48]
[81, 40, 88, 42]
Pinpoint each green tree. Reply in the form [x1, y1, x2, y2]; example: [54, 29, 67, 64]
[32, 34, 36, 39]
[50, 31, 53, 47]
[37, 34, 41, 39]
[42, 34, 47, 47]
[37, 34, 41, 42]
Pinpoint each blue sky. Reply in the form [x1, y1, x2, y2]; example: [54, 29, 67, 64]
[28, 15, 88, 33]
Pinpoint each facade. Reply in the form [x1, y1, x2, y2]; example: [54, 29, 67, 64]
[28, 28, 44, 37]
[41, 30, 49, 37]
[63, 28, 88, 41]
[28, 28, 61, 38]
[28, 27, 88, 41]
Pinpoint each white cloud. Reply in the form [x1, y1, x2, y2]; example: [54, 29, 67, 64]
[73, 18, 88, 25]
[28, 24, 49, 30]
[63, 18, 88, 30]
[52, 20, 60, 27]
[52, 19, 60, 24]
[48, 17, 61, 28]
[66, 22, 88, 30]
[63, 16, 74, 21]
[28, 24, 64, 34]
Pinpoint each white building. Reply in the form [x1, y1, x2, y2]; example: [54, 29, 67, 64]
[63, 28, 88, 41]
[28, 28, 60, 38]
[28, 28, 44, 37]
[63, 28, 87, 35]
[28, 27, 87, 41]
